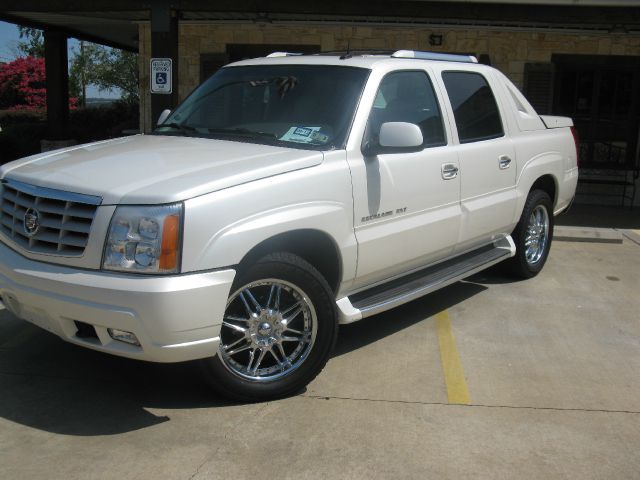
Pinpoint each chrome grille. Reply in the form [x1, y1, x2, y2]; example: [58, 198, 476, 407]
[0, 179, 101, 256]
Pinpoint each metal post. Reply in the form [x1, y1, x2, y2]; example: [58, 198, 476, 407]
[44, 30, 69, 140]
[150, 1, 178, 128]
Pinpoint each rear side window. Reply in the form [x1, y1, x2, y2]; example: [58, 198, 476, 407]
[367, 70, 446, 148]
[442, 71, 504, 143]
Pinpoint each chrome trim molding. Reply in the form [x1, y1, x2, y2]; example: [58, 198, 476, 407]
[1, 178, 103, 206]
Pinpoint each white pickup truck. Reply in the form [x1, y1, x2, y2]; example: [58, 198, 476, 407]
[0, 50, 578, 401]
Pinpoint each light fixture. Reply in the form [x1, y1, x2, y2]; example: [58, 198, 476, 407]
[429, 34, 443, 46]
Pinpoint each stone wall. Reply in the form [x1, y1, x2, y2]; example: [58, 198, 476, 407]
[138, 22, 640, 132]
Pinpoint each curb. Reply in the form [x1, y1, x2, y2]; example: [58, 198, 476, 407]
[553, 226, 623, 244]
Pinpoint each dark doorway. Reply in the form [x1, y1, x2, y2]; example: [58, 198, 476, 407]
[201, 44, 321, 82]
[552, 54, 640, 169]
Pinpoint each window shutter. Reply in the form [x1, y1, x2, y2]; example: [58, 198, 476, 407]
[524, 63, 555, 115]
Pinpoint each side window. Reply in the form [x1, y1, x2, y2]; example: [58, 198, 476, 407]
[367, 71, 446, 148]
[442, 71, 504, 143]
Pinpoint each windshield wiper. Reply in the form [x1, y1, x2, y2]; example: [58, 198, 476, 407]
[205, 127, 279, 140]
[156, 122, 197, 136]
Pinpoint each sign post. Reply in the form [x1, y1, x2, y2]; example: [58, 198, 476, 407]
[150, 58, 173, 94]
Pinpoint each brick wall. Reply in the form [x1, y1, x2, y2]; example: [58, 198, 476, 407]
[138, 22, 640, 132]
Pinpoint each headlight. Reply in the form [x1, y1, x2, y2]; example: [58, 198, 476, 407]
[103, 203, 183, 274]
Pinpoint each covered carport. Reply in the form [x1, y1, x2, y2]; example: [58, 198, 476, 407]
[2, 0, 640, 206]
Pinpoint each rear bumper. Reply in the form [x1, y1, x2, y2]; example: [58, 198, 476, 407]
[0, 241, 235, 363]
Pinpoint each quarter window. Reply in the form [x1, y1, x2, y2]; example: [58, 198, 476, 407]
[442, 71, 504, 143]
[367, 71, 446, 148]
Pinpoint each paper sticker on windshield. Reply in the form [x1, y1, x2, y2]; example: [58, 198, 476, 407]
[280, 126, 327, 144]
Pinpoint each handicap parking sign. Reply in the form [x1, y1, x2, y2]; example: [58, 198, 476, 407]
[150, 58, 172, 94]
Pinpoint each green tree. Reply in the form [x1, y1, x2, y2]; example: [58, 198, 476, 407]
[17, 27, 45, 58]
[70, 44, 139, 106]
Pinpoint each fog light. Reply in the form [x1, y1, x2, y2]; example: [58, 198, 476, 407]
[108, 328, 141, 346]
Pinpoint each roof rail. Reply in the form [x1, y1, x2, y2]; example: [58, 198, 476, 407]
[266, 52, 304, 58]
[391, 50, 478, 64]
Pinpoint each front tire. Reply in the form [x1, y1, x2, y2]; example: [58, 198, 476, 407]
[506, 189, 554, 279]
[201, 252, 338, 402]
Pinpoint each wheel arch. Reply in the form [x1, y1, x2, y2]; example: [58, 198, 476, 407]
[530, 174, 558, 206]
[237, 229, 343, 295]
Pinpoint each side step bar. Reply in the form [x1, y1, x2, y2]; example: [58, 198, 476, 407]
[336, 235, 515, 324]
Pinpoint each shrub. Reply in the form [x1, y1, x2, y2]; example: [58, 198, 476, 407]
[0, 101, 139, 164]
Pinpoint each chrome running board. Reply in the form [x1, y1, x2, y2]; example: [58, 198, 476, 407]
[336, 235, 515, 324]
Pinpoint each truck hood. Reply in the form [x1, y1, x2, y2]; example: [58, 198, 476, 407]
[0, 135, 324, 204]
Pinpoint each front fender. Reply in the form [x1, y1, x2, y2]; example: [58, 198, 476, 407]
[180, 163, 357, 288]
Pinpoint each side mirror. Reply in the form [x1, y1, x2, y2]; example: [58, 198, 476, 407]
[157, 109, 171, 126]
[362, 122, 424, 156]
[379, 122, 423, 149]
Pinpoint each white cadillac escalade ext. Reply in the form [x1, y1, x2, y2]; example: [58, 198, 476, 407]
[0, 50, 578, 401]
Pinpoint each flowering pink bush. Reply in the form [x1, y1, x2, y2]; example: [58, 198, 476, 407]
[0, 56, 77, 111]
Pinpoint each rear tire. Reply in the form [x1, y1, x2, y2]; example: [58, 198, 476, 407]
[506, 189, 554, 279]
[201, 252, 338, 402]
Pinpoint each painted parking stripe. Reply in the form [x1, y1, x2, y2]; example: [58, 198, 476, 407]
[436, 310, 471, 405]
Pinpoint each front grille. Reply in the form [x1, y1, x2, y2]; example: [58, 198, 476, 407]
[0, 180, 100, 256]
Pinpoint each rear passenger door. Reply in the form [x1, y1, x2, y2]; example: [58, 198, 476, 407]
[440, 70, 517, 252]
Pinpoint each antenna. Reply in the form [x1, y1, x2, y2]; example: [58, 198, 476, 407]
[340, 40, 352, 60]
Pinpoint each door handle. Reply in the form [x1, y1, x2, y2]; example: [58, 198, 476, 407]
[499, 155, 512, 169]
[441, 163, 459, 180]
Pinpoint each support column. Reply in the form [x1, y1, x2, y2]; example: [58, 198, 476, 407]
[150, 2, 179, 127]
[44, 30, 69, 140]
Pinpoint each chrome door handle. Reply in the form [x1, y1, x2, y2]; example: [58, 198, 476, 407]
[441, 163, 459, 180]
[499, 155, 512, 169]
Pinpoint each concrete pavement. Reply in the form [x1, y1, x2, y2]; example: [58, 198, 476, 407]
[1, 238, 639, 479]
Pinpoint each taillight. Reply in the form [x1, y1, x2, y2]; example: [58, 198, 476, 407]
[570, 126, 580, 168]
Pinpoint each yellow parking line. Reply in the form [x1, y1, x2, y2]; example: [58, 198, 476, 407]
[436, 310, 471, 405]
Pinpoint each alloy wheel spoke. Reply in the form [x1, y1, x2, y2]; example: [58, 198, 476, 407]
[276, 343, 289, 365]
[269, 347, 287, 370]
[282, 335, 305, 343]
[227, 343, 252, 356]
[223, 336, 249, 352]
[250, 348, 268, 374]
[246, 348, 257, 372]
[222, 321, 247, 334]
[281, 301, 301, 318]
[239, 291, 255, 317]
[267, 285, 282, 310]
[244, 288, 262, 312]
[225, 314, 251, 323]
[284, 325, 304, 335]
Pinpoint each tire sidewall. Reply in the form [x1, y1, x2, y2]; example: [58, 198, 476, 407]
[513, 190, 554, 277]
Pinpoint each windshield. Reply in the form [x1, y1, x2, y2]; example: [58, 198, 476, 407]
[154, 64, 370, 150]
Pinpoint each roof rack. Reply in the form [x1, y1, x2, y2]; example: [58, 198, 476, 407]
[266, 52, 304, 58]
[391, 50, 478, 63]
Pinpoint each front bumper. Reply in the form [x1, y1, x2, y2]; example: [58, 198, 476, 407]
[0, 241, 235, 363]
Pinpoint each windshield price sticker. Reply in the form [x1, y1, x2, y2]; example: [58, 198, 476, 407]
[280, 126, 327, 144]
[150, 58, 172, 94]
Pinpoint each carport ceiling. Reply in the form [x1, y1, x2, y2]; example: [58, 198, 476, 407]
[2, 0, 640, 52]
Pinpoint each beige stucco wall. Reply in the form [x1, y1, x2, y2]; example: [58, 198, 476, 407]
[138, 22, 640, 132]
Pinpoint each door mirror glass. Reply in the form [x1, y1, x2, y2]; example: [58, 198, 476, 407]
[157, 109, 171, 126]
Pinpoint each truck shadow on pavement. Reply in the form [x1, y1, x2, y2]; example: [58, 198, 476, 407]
[0, 271, 503, 437]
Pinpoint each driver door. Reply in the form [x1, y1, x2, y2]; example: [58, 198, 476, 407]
[347, 70, 461, 290]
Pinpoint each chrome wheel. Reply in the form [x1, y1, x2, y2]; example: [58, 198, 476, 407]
[524, 204, 549, 265]
[218, 279, 317, 382]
